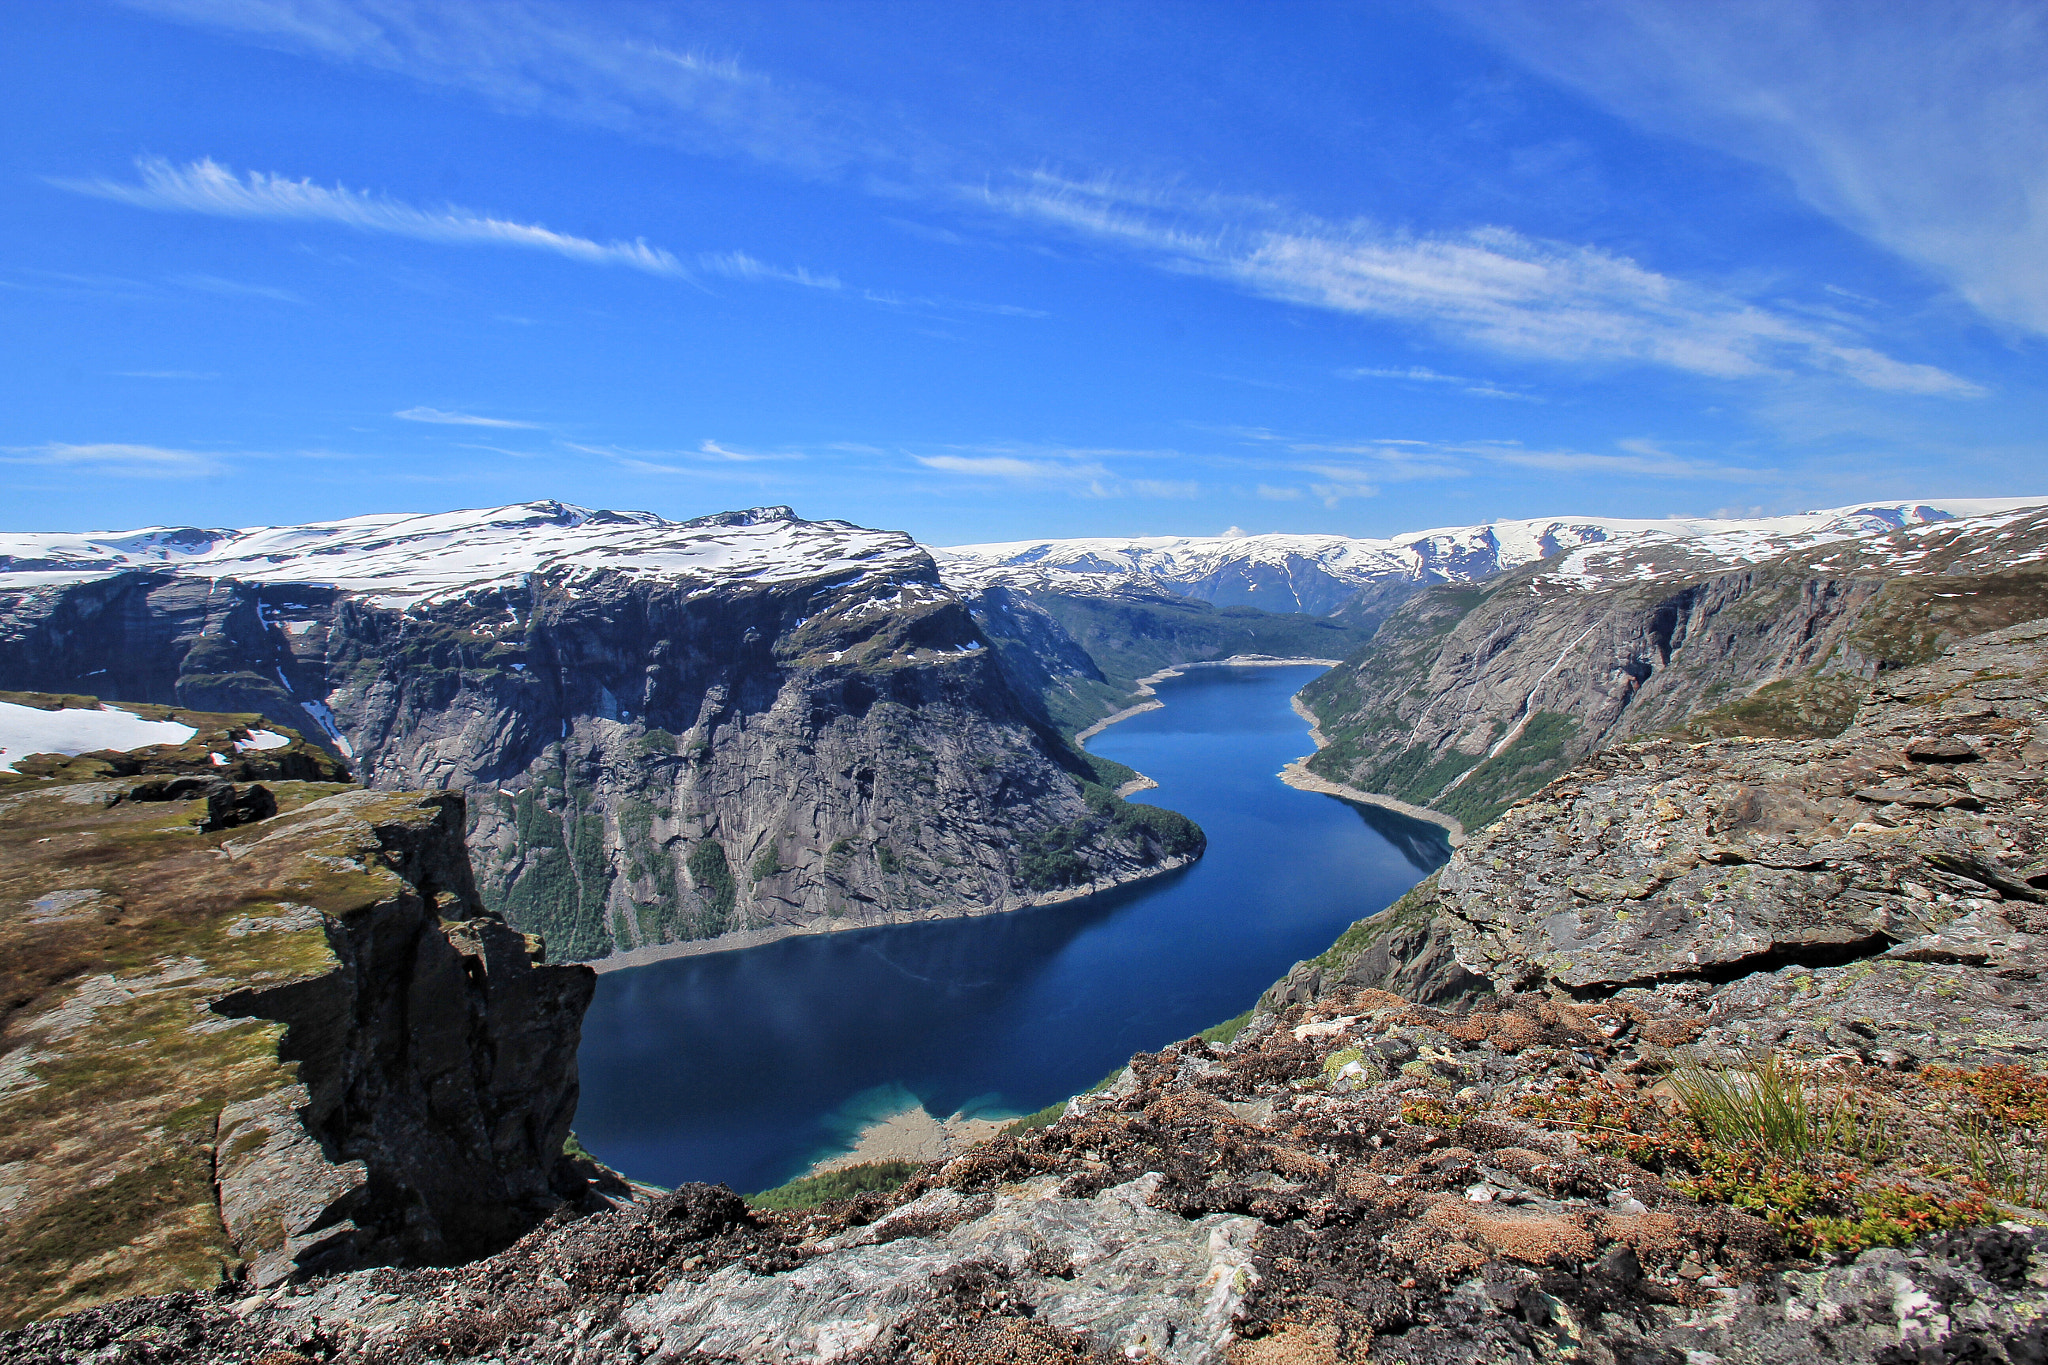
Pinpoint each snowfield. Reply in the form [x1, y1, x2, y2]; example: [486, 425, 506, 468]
[3, 496, 2044, 617]
[0, 700, 196, 772]
[938, 497, 2048, 610]
[0, 503, 929, 609]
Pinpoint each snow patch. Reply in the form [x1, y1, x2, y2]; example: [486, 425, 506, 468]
[0, 701, 197, 772]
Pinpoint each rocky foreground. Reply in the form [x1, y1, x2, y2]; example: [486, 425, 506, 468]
[0, 699, 619, 1329]
[14, 620, 2048, 1361]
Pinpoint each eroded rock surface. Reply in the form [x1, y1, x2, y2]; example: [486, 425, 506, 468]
[9, 986, 2046, 1363]
[0, 767, 601, 1327]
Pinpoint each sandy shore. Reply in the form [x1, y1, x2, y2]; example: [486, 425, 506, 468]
[1281, 695, 1467, 845]
[805, 1102, 1011, 1176]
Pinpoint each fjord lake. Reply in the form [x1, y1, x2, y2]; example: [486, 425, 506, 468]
[573, 664, 1450, 1193]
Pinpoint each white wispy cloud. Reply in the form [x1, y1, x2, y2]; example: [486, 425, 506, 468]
[916, 454, 1071, 479]
[395, 407, 539, 428]
[1480, 438, 1760, 480]
[172, 272, 304, 303]
[1343, 364, 1542, 402]
[911, 446, 1204, 499]
[696, 439, 800, 463]
[698, 251, 843, 291]
[991, 173, 1985, 397]
[2, 442, 226, 476]
[60, 157, 692, 278]
[121, 0, 914, 181]
[1444, 0, 2048, 335]
[1345, 365, 1469, 383]
[58, 157, 1009, 316]
[1227, 427, 1769, 487]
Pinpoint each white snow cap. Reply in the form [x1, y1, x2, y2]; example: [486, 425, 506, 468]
[937, 497, 2048, 602]
[0, 501, 929, 608]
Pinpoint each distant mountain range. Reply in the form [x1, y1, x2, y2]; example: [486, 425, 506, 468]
[6, 494, 2046, 960]
[9, 498, 2043, 618]
[936, 498, 2048, 614]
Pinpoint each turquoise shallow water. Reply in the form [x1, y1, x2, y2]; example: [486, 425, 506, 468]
[572, 664, 1449, 1192]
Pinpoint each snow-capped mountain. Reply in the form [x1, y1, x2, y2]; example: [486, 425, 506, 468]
[0, 502, 928, 610]
[937, 498, 2048, 614]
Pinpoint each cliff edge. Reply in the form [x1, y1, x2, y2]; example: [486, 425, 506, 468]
[0, 701, 599, 1327]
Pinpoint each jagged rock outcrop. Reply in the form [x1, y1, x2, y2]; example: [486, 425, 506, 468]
[1258, 877, 1487, 1011]
[9, 622, 2048, 1361]
[11, 985, 2045, 1363]
[1299, 504, 2048, 831]
[0, 505, 1201, 961]
[0, 731, 601, 1327]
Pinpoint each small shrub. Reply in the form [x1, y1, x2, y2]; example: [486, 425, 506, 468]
[1400, 1097, 1461, 1129]
[636, 729, 678, 756]
[1807, 1186, 1998, 1257]
[750, 843, 783, 880]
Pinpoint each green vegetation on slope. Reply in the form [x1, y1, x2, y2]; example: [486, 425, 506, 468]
[1435, 711, 1581, 831]
[1674, 674, 1866, 741]
[744, 1161, 922, 1211]
[1016, 782, 1204, 892]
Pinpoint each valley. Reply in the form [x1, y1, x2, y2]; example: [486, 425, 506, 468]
[3, 494, 2048, 1360]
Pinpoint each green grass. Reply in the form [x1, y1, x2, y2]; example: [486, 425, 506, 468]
[1197, 1009, 1252, 1047]
[1671, 1055, 1842, 1158]
[1436, 711, 1581, 831]
[745, 1160, 921, 1211]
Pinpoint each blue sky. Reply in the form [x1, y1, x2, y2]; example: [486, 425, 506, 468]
[2, 0, 2042, 544]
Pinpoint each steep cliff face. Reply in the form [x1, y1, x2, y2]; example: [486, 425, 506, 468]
[1299, 504, 2048, 831]
[0, 714, 598, 1326]
[12, 628, 2048, 1364]
[0, 504, 1200, 961]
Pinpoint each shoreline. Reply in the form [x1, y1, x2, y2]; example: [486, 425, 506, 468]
[801, 1102, 1010, 1179]
[586, 849, 1201, 975]
[1073, 655, 1343, 745]
[1281, 695, 1467, 846]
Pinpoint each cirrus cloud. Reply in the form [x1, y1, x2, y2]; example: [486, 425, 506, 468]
[993, 173, 1985, 398]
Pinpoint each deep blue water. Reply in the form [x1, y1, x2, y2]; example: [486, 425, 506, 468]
[572, 664, 1449, 1192]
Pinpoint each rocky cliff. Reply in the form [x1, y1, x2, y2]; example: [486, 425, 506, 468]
[0, 703, 605, 1327]
[16, 618, 2047, 1362]
[0, 504, 1201, 961]
[1298, 503, 2048, 831]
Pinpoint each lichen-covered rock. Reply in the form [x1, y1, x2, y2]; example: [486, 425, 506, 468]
[8, 986, 2045, 1363]
[0, 767, 597, 1327]
[1261, 876, 1488, 1012]
[1427, 618, 2048, 1084]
